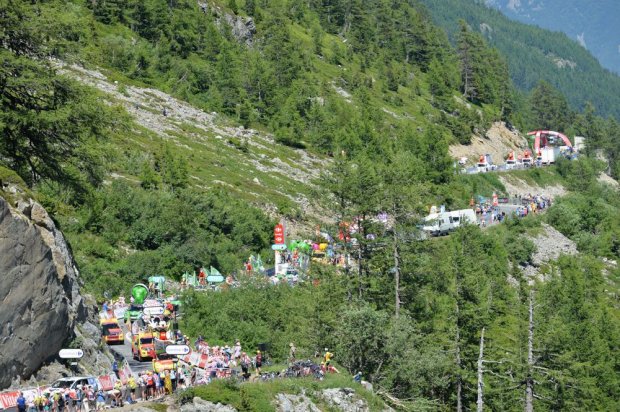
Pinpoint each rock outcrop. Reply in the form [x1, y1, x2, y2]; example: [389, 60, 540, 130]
[0, 195, 87, 389]
[179, 389, 387, 412]
[449, 121, 529, 167]
[275, 392, 321, 412]
[181, 397, 237, 412]
[197, 2, 256, 46]
[223, 14, 256, 46]
[520, 223, 578, 283]
[320, 388, 369, 412]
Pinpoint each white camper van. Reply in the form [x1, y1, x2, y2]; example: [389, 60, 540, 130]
[423, 209, 478, 236]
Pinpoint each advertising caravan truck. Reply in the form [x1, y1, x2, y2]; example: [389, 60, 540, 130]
[100, 318, 124, 345]
[132, 332, 156, 361]
[422, 209, 477, 236]
[476, 154, 495, 173]
[521, 150, 533, 167]
[505, 152, 516, 170]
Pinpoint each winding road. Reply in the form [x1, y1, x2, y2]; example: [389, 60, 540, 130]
[108, 323, 152, 374]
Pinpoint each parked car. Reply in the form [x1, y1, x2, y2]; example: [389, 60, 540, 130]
[48, 376, 99, 394]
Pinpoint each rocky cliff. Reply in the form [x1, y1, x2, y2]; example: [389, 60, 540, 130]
[0, 195, 88, 389]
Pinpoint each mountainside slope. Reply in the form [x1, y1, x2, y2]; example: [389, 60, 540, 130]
[486, 0, 620, 75]
[420, 0, 620, 119]
[55, 62, 327, 220]
[449, 121, 528, 166]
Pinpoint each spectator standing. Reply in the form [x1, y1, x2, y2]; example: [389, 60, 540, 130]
[323, 349, 333, 367]
[102, 301, 108, 317]
[137, 373, 146, 401]
[154, 372, 163, 398]
[240, 353, 251, 379]
[75, 386, 84, 412]
[33, 392, 45, 412]
[175, 366, 183, 390]
[190, 367, 197, 386]
[112, 380, 123, 408]
[56, 390, 65, 412]
[255, 350, 263, 375]
[86, 386, 96, 411]
[170, 367, 177, 391]
[164, 370, 173, 395]
[112, 360, 119, 378]
[95, 390, 105, 411]
[16, 392, 26, 412]
[128, 375, 137, 403]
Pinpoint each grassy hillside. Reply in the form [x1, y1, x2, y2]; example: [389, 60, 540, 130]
[1, 0, 501, 296]
[178, 373, 389, 412]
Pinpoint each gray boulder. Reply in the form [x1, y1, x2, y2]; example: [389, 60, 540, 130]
[321, 388, 368, 412]
[275, 392, 321, 412]
[223, 14, 256, 46]
[181, 397, 237, 412]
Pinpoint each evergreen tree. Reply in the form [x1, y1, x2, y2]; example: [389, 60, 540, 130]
[573, 102, 604, 155]
[260, 9, 301, 89]
[89, 0, 127, 24]
[0, 50, 112, 188]
[244, 0, 256, 16]
[457, 20, 481, 101]
[529, 80, 572, 130]
[154, 145, 189, 190]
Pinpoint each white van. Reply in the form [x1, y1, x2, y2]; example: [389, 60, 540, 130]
[423, 209, 477, 236]
[540, 147, 555, 164]
[48, 376, 100, 394]
[422, 212, 450, 236]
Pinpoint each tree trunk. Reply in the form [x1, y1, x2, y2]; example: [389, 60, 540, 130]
[393, 232, 401, 318]
[455, 300, 462, 412]
[525, 290, 535, 412]
[477, 327, 485, 412]
[357, 245, 363, 298]
[341, 217, 352, 302]
[357, 216, 366, 299]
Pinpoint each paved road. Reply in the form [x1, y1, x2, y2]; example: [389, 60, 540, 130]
[464, 164, 517, 174]
[2, 322, 150, 412]
[108, 323, 151, 374]
[478, 204, 522, 228]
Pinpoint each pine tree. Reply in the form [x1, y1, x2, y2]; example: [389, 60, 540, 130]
[244, 0, 256, 16]
[379, 151, 425, 317]
[0, 50, 111, 188]
[529, 81, 572, 130]
[89, 0, 127, 24]
[457, 20, 479, 101]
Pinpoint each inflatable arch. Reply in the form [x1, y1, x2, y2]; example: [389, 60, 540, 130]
[526, 130, 573, 153]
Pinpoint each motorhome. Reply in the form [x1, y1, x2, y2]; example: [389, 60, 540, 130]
[422, 209, 477, 236]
